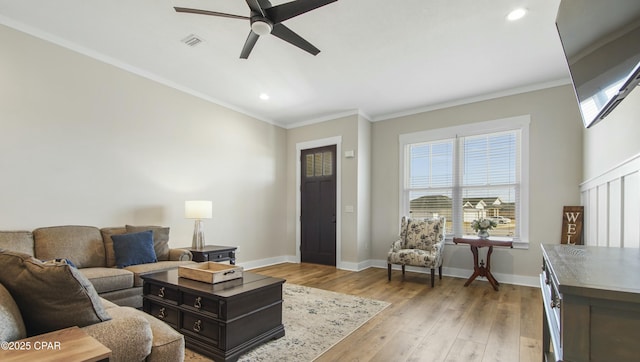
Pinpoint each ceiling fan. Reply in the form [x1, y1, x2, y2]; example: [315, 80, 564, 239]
[174, 0, 338, 59]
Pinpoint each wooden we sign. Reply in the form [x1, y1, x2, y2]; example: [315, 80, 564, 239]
[561, 206, 583, 245]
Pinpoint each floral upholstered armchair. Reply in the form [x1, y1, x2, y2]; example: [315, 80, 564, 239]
[387, 216, 446, 287]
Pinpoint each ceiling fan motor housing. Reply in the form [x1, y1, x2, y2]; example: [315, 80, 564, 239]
[251, 16, 273, 35]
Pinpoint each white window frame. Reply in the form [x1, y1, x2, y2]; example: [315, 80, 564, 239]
[399, 115, 530, 248]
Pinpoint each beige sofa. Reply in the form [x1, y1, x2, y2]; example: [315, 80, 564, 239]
[0, 252, 185, 362]
[0, 225, 195, 308]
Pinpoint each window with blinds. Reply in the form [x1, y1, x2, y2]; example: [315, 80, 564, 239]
[401, 117, 528, 244]
[459, 131, 519, 238]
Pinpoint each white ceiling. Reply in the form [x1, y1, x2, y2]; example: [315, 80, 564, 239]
[0, 0, 570, 128]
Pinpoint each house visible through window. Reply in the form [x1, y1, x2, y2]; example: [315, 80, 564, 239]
[400, 116, 529, 246]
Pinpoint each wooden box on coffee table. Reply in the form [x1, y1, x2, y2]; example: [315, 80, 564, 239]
[178, 262, 243, 284]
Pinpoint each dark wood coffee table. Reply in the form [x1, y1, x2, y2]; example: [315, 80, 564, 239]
[141, 269, 285, 362]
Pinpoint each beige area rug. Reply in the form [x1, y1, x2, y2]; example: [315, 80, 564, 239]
[184, 283, 390, 362]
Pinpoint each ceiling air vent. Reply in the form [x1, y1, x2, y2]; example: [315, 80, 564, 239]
[181, 34, 204, 47]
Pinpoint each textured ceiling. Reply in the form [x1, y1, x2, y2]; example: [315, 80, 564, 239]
[0, 0, 570, 128]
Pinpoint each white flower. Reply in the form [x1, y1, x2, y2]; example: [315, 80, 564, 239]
[471, 218, 497, 231]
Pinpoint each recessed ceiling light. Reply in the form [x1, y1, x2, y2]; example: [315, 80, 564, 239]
[259, 93, 270, 100]
[507, 8, 527, 21]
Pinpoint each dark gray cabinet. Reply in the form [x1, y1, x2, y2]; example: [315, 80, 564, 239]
[540, 244, 640, 362]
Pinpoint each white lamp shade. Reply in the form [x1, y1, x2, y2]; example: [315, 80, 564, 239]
[185, 200, 212, 219]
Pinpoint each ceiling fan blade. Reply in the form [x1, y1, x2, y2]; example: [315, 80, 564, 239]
[245, 0, 266, 17]
[257, 0, 274, 9]
[240, 31, 260, 59]
[174, 7, 249, 20]
[265, 0, 337, 23]
[271, 23, 320, 56]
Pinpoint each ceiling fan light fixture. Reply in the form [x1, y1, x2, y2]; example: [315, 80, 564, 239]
[251, 20, 272, 36]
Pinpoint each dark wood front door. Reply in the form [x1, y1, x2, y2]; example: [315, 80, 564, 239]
[300, 145, 337, 266]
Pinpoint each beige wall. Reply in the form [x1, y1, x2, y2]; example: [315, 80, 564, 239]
[583, 89, 640, 181]
[371, 85, 584, 280]
[286, 114, 374, 266]
[2, 21, 601, 281]
[0, 25, 288, 262]
[357, 115, 372, 262]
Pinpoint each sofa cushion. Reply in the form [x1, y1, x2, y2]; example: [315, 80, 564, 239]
[81, 306, 153, 362]
[0, 283, 26, 342]
[138, 308, 185, 362]
[99, 287, 144, 309]
[125, 225, 170, 261]
[100, 227, 127, 268]
[33, 226, 106, 268]
[80, 267, 135, 293]
[0, 250, 111, 336]
[400, 216, 408, 244]
[403, 217, 444, 250]
[100, 297, 119, 310]
[387, 248, 439, 267]
[0, 231, 35, 256]
[112, 230, 157, 268]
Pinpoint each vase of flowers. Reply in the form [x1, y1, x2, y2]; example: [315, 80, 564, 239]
[471, 218, 497, 239]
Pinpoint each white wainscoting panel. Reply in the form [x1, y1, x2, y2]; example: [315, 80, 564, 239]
[624, 171, 640, 248]
[597, 184, 609, 246]
[581, 153, 640, 248]
[608, 178, 622, 247]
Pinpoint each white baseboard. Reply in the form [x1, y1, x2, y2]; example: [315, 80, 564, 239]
[338, 259, 373, 271]
[240, 255, 297, 270]
[240, 255, 372, 272]
[240, 257, 540, 288]
[368, 259, 539, 287]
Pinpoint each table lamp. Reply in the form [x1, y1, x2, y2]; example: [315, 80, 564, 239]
[185, 200, 212, 249]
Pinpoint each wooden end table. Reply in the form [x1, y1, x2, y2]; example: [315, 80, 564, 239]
[181, 245, 237, 264]
[453, 236, 513, 291]
[0, 326, 111, 362]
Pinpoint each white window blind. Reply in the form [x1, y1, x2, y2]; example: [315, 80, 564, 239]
[407, 139, 454, 222]
[401, 116, 528, 244]
[458, 131, 520, 239]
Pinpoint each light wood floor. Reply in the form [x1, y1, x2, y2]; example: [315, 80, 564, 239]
[251, 263, 543, 362]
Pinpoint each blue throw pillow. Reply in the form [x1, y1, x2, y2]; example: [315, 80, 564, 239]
[111, 230, 158, 268]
